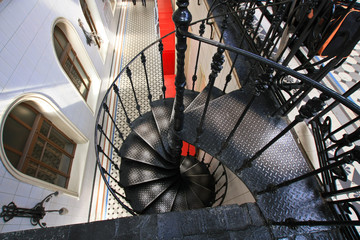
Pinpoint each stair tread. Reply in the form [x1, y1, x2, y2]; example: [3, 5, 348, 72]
[183, 89, 199, 109]
[120, 159, 178, 187]
[142, 180, 180, 214]
[180, 157, 210, 176]
[119, 132, 176, 169]
[187, 181, 215, 207]
[185, 183, 205, 209]
[151, 98, 174, 154]
[124, 176, 178, 213]
[187, 175, 215, 191]
[180, 89, 306, 177]
[131, 111, 171, 162]
[171, 185, 188, 212]
[184, 85, 223, 113]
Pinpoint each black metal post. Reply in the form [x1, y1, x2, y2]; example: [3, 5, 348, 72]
[158, 40, 167, 98]
[141, 52, 152, 103]
[168, 0, 192, 162]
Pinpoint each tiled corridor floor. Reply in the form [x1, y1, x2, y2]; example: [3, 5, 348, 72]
[90, 0, 163, 221]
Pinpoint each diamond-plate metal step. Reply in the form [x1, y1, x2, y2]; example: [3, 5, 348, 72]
[119, 132, 176, 169]
[151, 98, 174, 154]
[131, 111, 171, 162]
[187, 175, 215, 192]
[187, 181, 215, 207]
[120, 159, 178, 187]
[180, 156, 210, 176]
[185, 184, 205, 209]
[183, 89, 199, 109]
[143, 180, 180, 214]
[180, 89, 290, 172]
[171, 185, 188, 212]
[184, 85, 224, 113]
[124, 176, 178, 213]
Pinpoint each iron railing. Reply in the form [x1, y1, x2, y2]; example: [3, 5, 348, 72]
[95, 0, 360, 238]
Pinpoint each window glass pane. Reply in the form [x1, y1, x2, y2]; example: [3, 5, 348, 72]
[42, 144, 62, 169]
[54, 38, 63, 58]
[4, 149, 21, 168]
[54, 27, 67, 49]
[24, 161, 38, 177]
[55, 175, 67, 188]
[31, 137, 45, 160]
[37, 166, 57, 185]
[64, 59, 83, 89]
[49, 128, 74, 155]
[59, 155, 71, 173]
[11, 104, 37, 127]
[40, 121, 50, 137]
[3, 117, 30, 152]
[74, 58, 90, 87]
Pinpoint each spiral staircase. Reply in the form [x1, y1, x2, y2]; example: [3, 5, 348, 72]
[5, 0, 359, 239]
[91, 0, 360, 239]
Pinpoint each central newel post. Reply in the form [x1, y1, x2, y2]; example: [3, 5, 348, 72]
[168, 0, 192, 163]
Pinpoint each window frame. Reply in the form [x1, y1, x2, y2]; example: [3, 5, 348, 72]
[53, 26, 91, 100]
[3, 103, 76, 188]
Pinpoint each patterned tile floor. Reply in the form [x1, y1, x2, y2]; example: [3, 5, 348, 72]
[91, 0, 163, 221]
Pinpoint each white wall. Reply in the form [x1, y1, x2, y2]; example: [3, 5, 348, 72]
[0, 0, 120, 233]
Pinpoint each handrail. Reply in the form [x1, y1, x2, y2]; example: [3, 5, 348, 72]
[180, 30, 360, 115]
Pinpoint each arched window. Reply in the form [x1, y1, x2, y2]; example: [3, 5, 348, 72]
[80, 0, 101, 48]
[3, 103, 76, 188]
[53, 25, 91, 100]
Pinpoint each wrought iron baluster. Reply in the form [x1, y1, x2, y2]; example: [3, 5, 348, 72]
[141, 52, 152, 103]
[158, 40, 166, 98]
[126, 67, 142, 116]
[212, 162, 221, 177]
[322, 185, 360, 198]
[223, 53, 238, 93]
[325, 116, 360, 141]
[102, 102, 125, 137]
[208, 156, 214, 167]
[239, 94, 330, 172]
[100, 166, 124, 189]
[325, 127, 360, 154]
[201, 151, 206, 163]
[113, 84, 131, 125]
[215, 172, 225, 184]
[97, 124, 122, 156]
[192, 20, 206, 91]
[312, 81, 360, 122]
[219, 14, 228, 42]
[256, 146, 359, 195]
[252, 0, 268, 41]
[195, 46, 225, 144]
[97, 145, 120, 171]
[168, 0, 192, 162]
[259, 3, 285, 56]
[218, 70, 272, 158]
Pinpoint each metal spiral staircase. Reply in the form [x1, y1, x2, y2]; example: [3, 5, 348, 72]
[94, 0, 360, 239]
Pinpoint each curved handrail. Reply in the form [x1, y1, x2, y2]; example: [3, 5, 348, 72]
[180, 30, 360, 115]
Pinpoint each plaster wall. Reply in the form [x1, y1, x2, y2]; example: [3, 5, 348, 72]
[0, 0, 121, 233]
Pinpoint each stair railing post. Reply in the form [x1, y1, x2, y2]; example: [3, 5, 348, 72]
[168, 0, 192, 162]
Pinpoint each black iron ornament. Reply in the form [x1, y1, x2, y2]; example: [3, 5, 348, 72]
[0, 191, 68, 228]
